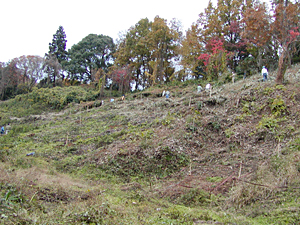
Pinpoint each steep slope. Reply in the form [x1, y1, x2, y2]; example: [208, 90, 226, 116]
[1, 65, 300, 224]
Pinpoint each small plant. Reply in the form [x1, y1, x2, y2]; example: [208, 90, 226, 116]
[161, 112, 175, 126]
[225, 128, 235, 138]
[263, 87, 274, 95]
[235, 113, 247, 122]
[71, 203, 116, 224]
[275, 84, 286, 90]
[257, 115, 280, 133]
[0, 187, 26, 212]
[270, 96, 287, 117]
[288, 137, 300, 152]
[242, 101, 256, 114]
[208, 121, 221, 131]
[206, 176, 223, 183]
[176, 188, 210, 207]
[242, 101, 251, 114]
[197, 101, 203, 110]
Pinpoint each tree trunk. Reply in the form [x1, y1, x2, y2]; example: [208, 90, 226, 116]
[257, 48, 262, 70]
[100, 74, 106, 98]
[276, 47, 287, 84]
[53, 69, 57, 87]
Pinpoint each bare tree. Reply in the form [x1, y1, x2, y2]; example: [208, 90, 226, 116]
[44, 53, 62, 87]
[0, 61, 20, 100]
[12, 55, 45, 91]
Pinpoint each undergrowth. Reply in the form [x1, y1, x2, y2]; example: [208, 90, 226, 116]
[1, 73, 300, 224]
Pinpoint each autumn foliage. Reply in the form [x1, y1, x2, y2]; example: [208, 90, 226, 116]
[1, 0, 300, 98]
[180, 0, 300, 83]
[0, 55, 44, 100]
[197, 38, 229, 80]
[109, 65, 132, 93]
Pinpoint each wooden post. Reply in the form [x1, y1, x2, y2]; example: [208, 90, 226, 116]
[66, 133, 69, 146]
[238, 161, 242, 178]
[80, 108, 82, 125]
[277, 142, 281, 157]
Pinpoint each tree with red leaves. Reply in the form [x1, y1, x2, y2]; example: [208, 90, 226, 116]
[271, 0, 300, 83]
[109, 65, 132, 93]
[181, 0, 250, 80]
[198, 38, 229, 81]
[0, 61, 21, 100]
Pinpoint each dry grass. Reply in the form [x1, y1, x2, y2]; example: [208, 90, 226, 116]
[1, 65, 300, 223]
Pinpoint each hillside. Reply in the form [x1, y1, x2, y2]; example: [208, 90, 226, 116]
[1, 66, 300, 224]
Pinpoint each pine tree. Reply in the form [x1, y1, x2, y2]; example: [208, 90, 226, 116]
[49, 26, 68, 65]
[45, 26, 68, 84]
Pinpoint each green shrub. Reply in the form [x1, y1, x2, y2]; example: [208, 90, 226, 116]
[206, 176, 223, 183]
[256, 115, 285, 134]
[270, 96, 287, 117]
[0, 86, 101, 117]
[263, 87, 274, 95]
[98, 146, 189, 179]
[176, 188, 210, 207]
[164, 205, 212, 222]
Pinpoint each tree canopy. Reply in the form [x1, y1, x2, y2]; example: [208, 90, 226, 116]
[2, 0, 300, 98]
[0, 55, 44, 99]
[45, 26, 68, 86]
[113, 16, 182, 89]
[179, 0, 300, 84]
[48, 26, 68, 65]
[67, 34, 115, 82]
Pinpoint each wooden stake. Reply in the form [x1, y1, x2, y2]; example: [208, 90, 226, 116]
[66, 133, 69, 146]
[236, 98, 240, 108]
[277, 142, 281, 157]
[238, 161, 242, 178]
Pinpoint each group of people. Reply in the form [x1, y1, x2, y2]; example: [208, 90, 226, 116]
[112, 66, 269, 102]
[194, 66, 268, 96]
[110, 95, 125, 102]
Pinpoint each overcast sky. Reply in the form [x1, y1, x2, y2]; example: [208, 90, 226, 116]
[1, 0, 222, 63]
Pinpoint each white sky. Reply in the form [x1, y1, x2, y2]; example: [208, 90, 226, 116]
[0, 0, 220, 63]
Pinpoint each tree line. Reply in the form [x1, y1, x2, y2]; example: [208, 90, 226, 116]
[0, 0, 299, 100]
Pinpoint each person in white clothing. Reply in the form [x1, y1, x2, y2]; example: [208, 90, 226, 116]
[205, 83, 212, 97]
[261, 66, 268, 82]
[165, 90, 170, 99]
[205, 83, 211, 90]
[197, 85, 202, 93]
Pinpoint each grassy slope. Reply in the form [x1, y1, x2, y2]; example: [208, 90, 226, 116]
[1, 66, 300, 224]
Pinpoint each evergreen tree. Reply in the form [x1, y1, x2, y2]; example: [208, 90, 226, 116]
[49, 25, 68, 65]
[67, 34, 115, 82]
[45, 26, 68, 85]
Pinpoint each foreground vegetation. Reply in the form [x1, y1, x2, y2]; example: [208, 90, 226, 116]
[1, 68, 300, 224]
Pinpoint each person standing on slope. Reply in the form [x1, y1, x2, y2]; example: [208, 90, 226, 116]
[262, 66, 268, 82]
